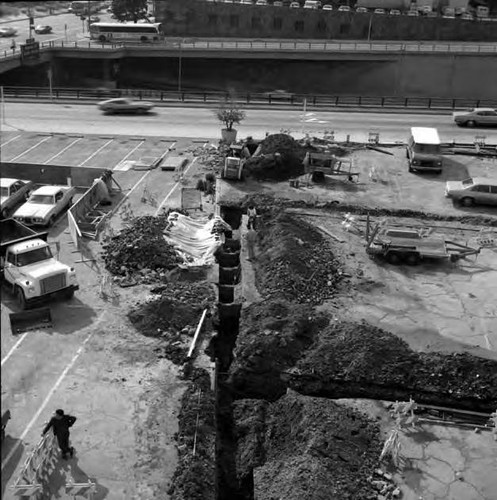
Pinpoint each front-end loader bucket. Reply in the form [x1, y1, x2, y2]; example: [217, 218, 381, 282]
[9, 307, 53, 334]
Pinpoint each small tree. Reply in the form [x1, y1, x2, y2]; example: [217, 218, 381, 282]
[111, 0, 149, 23]
[215, 97, 246, 131]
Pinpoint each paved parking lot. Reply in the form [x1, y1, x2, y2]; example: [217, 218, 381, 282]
[1, 131, 175, 172]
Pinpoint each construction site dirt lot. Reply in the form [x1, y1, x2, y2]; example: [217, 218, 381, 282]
[218, 146, 497, 220]
[2, 133, 496, 500]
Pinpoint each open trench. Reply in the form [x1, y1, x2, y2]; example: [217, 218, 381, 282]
[208, 205, 497, 499]
[212, 206, 252, 500]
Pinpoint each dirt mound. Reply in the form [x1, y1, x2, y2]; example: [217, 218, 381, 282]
[102, 214, 183, 277]
[128, 282, 215, 365]
[290, 321, 497, 412]
[254, 210, 343, 304]
[229, 299, 328, 401]
[233, 391, 383, 500]
[168, 368, 216, 500]
[244, 133, 307, 181]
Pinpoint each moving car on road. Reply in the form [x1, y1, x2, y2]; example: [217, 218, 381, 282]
[98, 97, 154, 114]
[263, 89, 294, 100]
[34, 25, 53, 34]
[453, 108, 497, 127]
[445, 178, 497, 207]
[0, 27, 18, 37]
[13, 185, 76, 227]
[1, 178, 34, 219]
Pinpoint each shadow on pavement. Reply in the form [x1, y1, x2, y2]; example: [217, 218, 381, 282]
[1, 436, 25, 498]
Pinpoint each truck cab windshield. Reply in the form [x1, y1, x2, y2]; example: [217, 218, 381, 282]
[16, 247, 53, 266]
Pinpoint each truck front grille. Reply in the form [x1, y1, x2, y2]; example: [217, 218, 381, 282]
[40, 273, 66, 294]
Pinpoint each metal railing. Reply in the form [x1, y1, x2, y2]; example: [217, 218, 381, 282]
[2, 38, 497, 60]
[3, 86, 497, 110]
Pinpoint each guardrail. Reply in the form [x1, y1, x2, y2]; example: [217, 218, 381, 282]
[2, 86, 497, 110]
[2, 38, 497, 60]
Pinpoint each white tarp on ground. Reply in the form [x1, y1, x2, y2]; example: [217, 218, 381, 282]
[163, 212, 230, 268]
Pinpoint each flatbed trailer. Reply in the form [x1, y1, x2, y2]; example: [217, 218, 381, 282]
[366, 221, 480, 265]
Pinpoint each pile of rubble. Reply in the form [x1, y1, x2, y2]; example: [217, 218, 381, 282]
[229, 299, 329, 400]
[102, 214, 182, 280]
[128, 282, 215, 365]
[245, 133, 307, 181]
[233, 390, 385, 500]
[168, 368, 216, 500]
[254, 210, 343, 304]
[291, 321, 497, 412]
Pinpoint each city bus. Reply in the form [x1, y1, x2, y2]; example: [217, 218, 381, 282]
[89, 22, 164, 43]
[70, 1, 105, 16]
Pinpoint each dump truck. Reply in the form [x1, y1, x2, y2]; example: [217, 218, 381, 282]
[365, 219, 480, 265]
[1, 219, 79, 309]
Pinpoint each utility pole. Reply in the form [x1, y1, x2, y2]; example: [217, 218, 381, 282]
[367, 14, 373, 42]
[28, 7, 34, 40]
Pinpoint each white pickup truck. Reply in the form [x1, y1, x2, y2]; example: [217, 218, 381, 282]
[1, 219, 79, 309]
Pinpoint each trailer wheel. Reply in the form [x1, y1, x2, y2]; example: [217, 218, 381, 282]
[16, 287, 27, 310]
[450, 254, 460, 263]
[386, 252, 402, 265]
[405, 253, 420, 266]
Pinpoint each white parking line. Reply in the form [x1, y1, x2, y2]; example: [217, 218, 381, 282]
[9, 136, 52, 162]
[110, 171, 151, 217]
[78, 139, 114, 166]
[1, 332, 29, 367]
[1, 330, 95, 472]
[112, 140, 145, 171]
[43, 138, 82, 164]
[154, 157, 198, 216]
[1, 134, 22, 147]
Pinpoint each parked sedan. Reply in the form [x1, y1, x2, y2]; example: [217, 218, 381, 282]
[374, 8, 386, 14]
[0, 178, 34, 219]
[13, 185, 76, 227]
[389, 9, 401, 15]
[356, 6, 368, 12]
[98, 98, 154, 114]
[445, 177, 497, 206]
[289, 1, 300, 7]
[34, 25, 52, 34]
[322, 4, 333, 10]
[453, 108, 497, 127]
[338, 5, 351, 11]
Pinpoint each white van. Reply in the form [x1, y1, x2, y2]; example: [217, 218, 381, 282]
[406, 127, 443, 174]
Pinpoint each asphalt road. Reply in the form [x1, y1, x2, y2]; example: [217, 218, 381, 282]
[2, 102, 497, 143]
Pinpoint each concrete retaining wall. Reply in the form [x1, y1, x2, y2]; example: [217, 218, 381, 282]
[0, 162, 108, 188]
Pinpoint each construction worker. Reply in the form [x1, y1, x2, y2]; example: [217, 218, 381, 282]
[247, 204, 257, 230]
[42, 409, 77, 460]
[246, 227, 258, 261]
[10, 40, 16, 52]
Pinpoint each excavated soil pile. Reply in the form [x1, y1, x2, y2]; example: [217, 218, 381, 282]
[102, 214, 182, 278]
[254, 211, 342, 304]
[234, 391, 383, 500]
[244, 134, 307, 181]
[128, 282, 214, 365]
[290, 321, 497, 412]
[168, 368, 216, 500]
[229, 299, 329, 401]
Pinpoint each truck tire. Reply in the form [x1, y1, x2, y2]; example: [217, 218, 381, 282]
[405, 253, 420, 266]
[386, 252, 402, 265]
[16, 287, 28, 310]
[65, 288, 75, 300]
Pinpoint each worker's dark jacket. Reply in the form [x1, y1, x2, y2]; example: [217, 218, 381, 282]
[43, 415, 76, 438]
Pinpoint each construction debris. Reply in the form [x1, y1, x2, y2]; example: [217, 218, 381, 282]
[253, 210, 343, 304]
[289, 321, 497, 413]
[102, 213, 183, 281]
